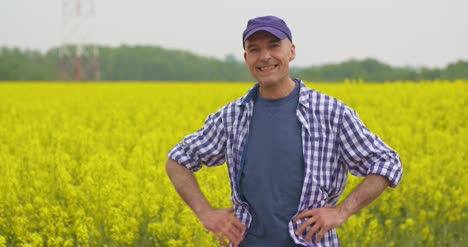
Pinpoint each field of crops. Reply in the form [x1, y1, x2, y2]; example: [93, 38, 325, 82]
[0, 81, 466, 247]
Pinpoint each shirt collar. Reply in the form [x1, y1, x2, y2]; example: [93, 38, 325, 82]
[238, 78, 310, 107]
[238, 83, 259, 106]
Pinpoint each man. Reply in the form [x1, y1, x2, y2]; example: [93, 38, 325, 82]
[166, 16, 403, 247]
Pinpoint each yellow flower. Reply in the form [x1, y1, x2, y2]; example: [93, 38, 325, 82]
[0, 236, 6, 247]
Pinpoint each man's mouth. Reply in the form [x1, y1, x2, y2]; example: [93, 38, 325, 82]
[258, 65, 278, 71]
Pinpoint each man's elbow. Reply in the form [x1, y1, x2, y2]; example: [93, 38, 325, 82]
[165, 159, 178, 177]
[166, 158, 190, 178]
[367, 174, 392, 188]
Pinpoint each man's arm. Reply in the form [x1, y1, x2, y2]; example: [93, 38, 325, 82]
[165, 159, 246, 246]
[293, 105, 402, 243]
[336, 174, 390, 220]
[294, 174, 390, 243]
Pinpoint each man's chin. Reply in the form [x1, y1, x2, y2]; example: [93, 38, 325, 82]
[256, 77, 280, 86]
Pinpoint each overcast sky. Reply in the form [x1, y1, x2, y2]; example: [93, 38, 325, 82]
[1, 0, 467, 68]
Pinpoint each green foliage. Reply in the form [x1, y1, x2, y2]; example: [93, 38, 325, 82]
[296, 59, 468, 82]
[1, 46, 467, 82]
[0, 47, 57, 80]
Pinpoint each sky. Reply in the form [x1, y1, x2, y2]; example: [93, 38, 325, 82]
[1, 0, 468, 68]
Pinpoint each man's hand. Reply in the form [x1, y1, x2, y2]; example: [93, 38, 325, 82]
[199, 207, 246, 247]
[293, 205, 348, 243]
[293, 174, 391, 243]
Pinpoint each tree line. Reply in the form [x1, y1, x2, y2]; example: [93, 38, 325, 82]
[1, 45, 467, 82]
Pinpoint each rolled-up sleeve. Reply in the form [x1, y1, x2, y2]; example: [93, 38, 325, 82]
[168, 110, 227, 172]
[338, 107, 403, 187]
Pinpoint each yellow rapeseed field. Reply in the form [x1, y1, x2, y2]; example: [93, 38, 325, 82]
[0, 81, 466, 246]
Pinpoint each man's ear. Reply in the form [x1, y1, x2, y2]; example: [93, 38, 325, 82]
[244, 52, 247, 62]
[289, 44, 296, 61]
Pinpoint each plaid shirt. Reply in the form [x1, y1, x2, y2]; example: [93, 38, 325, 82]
[168, 80, 403, 246]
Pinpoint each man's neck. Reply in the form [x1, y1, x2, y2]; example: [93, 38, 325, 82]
[258, 78, 296, 100]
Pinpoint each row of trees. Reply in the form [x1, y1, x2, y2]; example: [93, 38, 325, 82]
[1, 45, 467, 81]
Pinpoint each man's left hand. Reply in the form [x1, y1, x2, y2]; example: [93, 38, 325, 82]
[293, 205, 348, 243]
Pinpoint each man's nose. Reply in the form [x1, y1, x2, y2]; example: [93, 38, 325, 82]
[259, 49, 271, 61]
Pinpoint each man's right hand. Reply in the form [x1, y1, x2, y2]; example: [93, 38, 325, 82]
[199, 207, 246, 247]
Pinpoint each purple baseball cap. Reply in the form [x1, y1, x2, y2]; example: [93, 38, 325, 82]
[242, 16, 292, 47]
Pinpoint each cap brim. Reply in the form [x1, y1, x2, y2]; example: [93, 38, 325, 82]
[243, 27, 288, 42]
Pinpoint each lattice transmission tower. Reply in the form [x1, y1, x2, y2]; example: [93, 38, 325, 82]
[59, 0, 99, 81]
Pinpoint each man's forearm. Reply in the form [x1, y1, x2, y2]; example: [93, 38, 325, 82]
[165, 159, 212, 217]
[166, 159, 246, 245]
[337, 174, 390, 219]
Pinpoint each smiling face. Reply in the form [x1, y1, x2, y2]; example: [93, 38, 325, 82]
[244, 31, 296, 93]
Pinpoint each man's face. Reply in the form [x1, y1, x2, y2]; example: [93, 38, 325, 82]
[243, 31, 295, 87]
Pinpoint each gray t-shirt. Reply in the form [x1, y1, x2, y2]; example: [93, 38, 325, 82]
[240, 81, 304, 246]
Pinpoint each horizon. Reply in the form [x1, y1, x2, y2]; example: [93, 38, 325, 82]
[1, 44, 465, 70]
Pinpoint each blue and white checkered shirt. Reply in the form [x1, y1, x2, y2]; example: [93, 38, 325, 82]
[168, 79, 403, 246]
